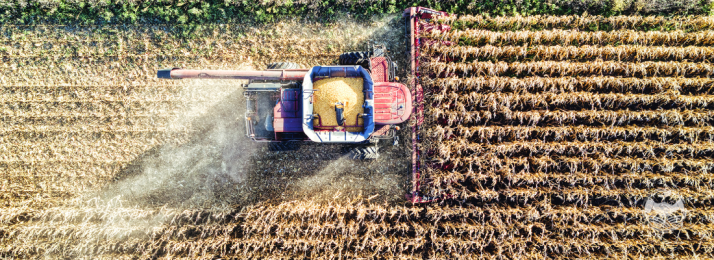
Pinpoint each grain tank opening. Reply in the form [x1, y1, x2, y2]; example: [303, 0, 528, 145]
[302, 66, 375, 143]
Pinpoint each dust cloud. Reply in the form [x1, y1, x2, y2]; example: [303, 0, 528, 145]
[97, 64, 256, 207]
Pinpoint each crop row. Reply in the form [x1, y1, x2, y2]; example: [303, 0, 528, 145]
[423, 44, 714, 62]
[0, 140, 162, 162]
[1, 199, 706, 232]
[426, 203, 714, 226]
[429, 125, 714, 143]
[0, 90, 197, 103]
[0, 24, 353, 47]
[434, 139, 714, 160]
[6, 177, 110, 202]
[0, 125, 193, 133]
[425, 76, 714, 95]
[0, 131, 185, 143]
[428, 156, 714, 188]
[422, 60, 714, 77]
[439, 154, 714, 174]
[0, 102, 203, 117]
[432, 92, 714, 112]
[1, 116, 175, 130]
[440, 170, 714, 191]
[431, 183, 713, 204]
[0, 58, 239, 85]
[424, 29, 714, 46]
[426, 109, 714, 127]
[429, 229, 713, 259]
[442, 15, 714, 31]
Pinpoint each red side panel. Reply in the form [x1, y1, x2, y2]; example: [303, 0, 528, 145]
[373, 82, 412, 125]
[370, 57, 389, 83]
[274, 89, 302, 132]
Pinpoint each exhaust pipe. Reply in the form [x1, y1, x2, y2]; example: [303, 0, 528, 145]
[157, 68, 179, 79]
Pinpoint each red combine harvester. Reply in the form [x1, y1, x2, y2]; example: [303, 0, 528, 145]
[157, 7, 451, 202]
[159, 45, 410, 159]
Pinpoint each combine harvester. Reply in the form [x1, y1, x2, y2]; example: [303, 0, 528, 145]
[158, 45, 409, 160]
[157, 7, 451, 203]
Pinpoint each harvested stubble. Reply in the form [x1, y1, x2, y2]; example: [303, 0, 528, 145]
[418, 12, 714, 258]
[312, 77, 365, 130]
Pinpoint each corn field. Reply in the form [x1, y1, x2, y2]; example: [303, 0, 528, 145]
[416, 13, 714, 258]
[1, 12, 713, 259]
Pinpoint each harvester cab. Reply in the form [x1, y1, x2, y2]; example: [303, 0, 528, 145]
[157, 45, 410, 159]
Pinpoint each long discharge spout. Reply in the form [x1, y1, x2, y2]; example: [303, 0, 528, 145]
[157, 68, 309, 81]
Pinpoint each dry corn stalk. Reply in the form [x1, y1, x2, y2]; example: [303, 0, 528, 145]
[432, 153, 714, 175]
[425, 109, 714, 127]
[435, 138, 714, 160]
[425, 76, 714, 95]
[430, 92, 714, 112]
[424, 29, 714, 46]
[441, 15, 714, 31]
[426, 125, 714, 146]
[422, 60, 714, 77]
[423, 43, 714, 62]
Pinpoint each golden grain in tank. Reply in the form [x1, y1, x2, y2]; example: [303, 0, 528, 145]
[312, 77, 364, 131]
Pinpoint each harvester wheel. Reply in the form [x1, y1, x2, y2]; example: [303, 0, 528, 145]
[269, 142, 295, 152]
[267, 62, 300, 70]
[347, 146, 379, 160]
[338, 52, 372, 70]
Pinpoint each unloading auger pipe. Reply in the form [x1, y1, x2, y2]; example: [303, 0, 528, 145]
[157, 68, 310, 81]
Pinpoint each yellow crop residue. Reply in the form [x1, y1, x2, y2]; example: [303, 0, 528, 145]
[313, 77, 364, 131]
